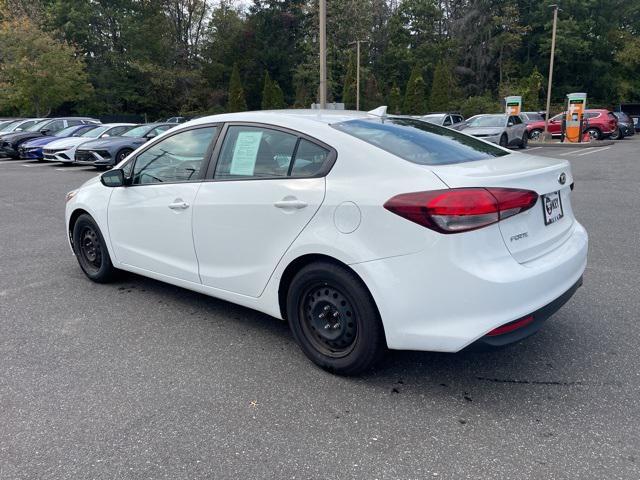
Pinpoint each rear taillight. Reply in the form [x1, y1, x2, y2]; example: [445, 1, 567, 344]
[384, 188, 538, 234]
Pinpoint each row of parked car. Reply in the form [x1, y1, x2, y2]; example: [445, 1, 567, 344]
[0, 108, 636, 165]
[419, 108, 637, 146]
[0, 117, 175, 168]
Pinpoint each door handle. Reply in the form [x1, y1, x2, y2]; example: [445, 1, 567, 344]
[274, 199, 308, 210]
[168, 201, 190, 210]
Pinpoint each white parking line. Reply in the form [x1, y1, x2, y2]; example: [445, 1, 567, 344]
[575, 146, 611, 156]
[558, 149, 586, 156]
[527, 147, 542, 151]
[21, 163, 53, 167]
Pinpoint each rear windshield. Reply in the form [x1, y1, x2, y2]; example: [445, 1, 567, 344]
[332, 117, 509, 166]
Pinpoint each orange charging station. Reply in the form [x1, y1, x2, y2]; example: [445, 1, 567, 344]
[505, 96, 522, 115]
[565, 92, 587, 143]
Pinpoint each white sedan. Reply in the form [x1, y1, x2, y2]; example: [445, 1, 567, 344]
[43, 123, 135, 163]
[65, 109, 588, 375]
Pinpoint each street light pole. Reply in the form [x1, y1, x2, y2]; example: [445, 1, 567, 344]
[356, 40, 360, 111]
[348, 40, 369, 111]
[319, 0, 327, 109]
[543, 4, 559, 140]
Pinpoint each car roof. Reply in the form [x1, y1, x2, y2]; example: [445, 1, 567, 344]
[183, 110, 382, 132]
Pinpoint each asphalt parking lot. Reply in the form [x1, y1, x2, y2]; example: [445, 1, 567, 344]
[1, 141, 639, 479]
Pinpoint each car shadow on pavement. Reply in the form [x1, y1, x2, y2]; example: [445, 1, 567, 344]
[105, 271, 600, 402]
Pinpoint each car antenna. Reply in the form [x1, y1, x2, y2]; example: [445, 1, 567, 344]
[367, 106, 388, 118]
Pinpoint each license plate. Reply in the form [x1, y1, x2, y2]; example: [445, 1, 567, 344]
[542, 191, 564, 226]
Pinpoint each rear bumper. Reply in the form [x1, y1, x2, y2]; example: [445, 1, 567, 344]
[351, 221, 588, 352]
[468, 275, 582, 349]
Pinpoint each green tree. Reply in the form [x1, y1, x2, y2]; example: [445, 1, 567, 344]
[342, 54, 357, 110]
[227, 63, 247, 112]
[403, 66, 427, 114]
[363, 73, 383, 111]
[261, 70, 286, 109]
[429, 61, 458, 111]
[0, 16, 92, 116]
[460, 95, 501, 119]
[387, 82, 402, 114]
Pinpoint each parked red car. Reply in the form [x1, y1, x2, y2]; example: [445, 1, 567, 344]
[527, 109, 618, 141]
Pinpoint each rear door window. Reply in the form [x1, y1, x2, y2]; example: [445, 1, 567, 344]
[214, 126, 297, 179]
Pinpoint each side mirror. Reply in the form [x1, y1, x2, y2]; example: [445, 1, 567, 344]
[100, 134, 110, 138]
[40, 129, 50, 135]
[145, 133, 156, 140]
[507, 121, 514, 127]
[101, 169, 125, 187]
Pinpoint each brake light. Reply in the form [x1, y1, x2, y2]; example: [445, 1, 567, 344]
[384, 188, 538, 234]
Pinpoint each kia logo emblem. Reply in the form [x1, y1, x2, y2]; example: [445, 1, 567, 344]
[558, 173, 567, 185]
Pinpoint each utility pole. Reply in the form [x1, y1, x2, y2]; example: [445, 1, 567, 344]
[319, 0, 327, 109]
[543, 4, 559, 140]
[349, 40, 370, 111]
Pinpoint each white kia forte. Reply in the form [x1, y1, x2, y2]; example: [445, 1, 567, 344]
[65, 109, 588, 375]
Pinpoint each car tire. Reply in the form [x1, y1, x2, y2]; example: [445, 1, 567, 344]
[72, 214, 118, 283]
[528, 128, 543, 140]
[115, 148, 132, 164]
[586, 128, 601, 141]
[286, 261, 386, 375]
[499, 134, 508, 148]
[519, 133, 528, 149]
[611, 127, 623, 140]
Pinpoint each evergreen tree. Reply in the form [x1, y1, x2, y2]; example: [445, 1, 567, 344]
[429, 62, 457, 112]
[261, 71, 275, 109]
[388, 82, 402, 114]
[342, 54, 357, 110]
[403, 67, 426, 114]
[363, 73, 383, 111]
[228, 63, 247, 112]
[262, 70, 286, 109]
[271, 80, 285, 109]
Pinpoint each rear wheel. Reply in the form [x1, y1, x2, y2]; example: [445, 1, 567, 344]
[72, 214, 118, 283]
[519, 132, 528, 149]
[586, 127, 601, 141]
[286, 261, 385, 375]
[499, 134, 508, 147]
[528, 128, 543, 141]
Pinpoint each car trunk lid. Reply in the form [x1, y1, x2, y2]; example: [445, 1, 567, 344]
[430, 153, 575, 263]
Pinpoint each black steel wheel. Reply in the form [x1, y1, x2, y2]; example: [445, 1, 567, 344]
[287, 261, 385, 375]
[72, 214, 118, 283]
[300, 283, 359, 358]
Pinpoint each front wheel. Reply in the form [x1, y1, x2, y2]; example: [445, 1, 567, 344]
[115, 148, 132, 165]
[611, 127, 623, 140]
[72, 214, 118, 283]
[499, 134, 508, 147]
[286, 262, 386, 375]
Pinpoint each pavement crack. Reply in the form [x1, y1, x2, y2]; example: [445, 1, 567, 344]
[476, 376, 583, 386]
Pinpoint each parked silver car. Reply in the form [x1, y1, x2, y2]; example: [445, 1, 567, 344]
[460, 114, 528, 148]
[420, 113, 466, 130]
